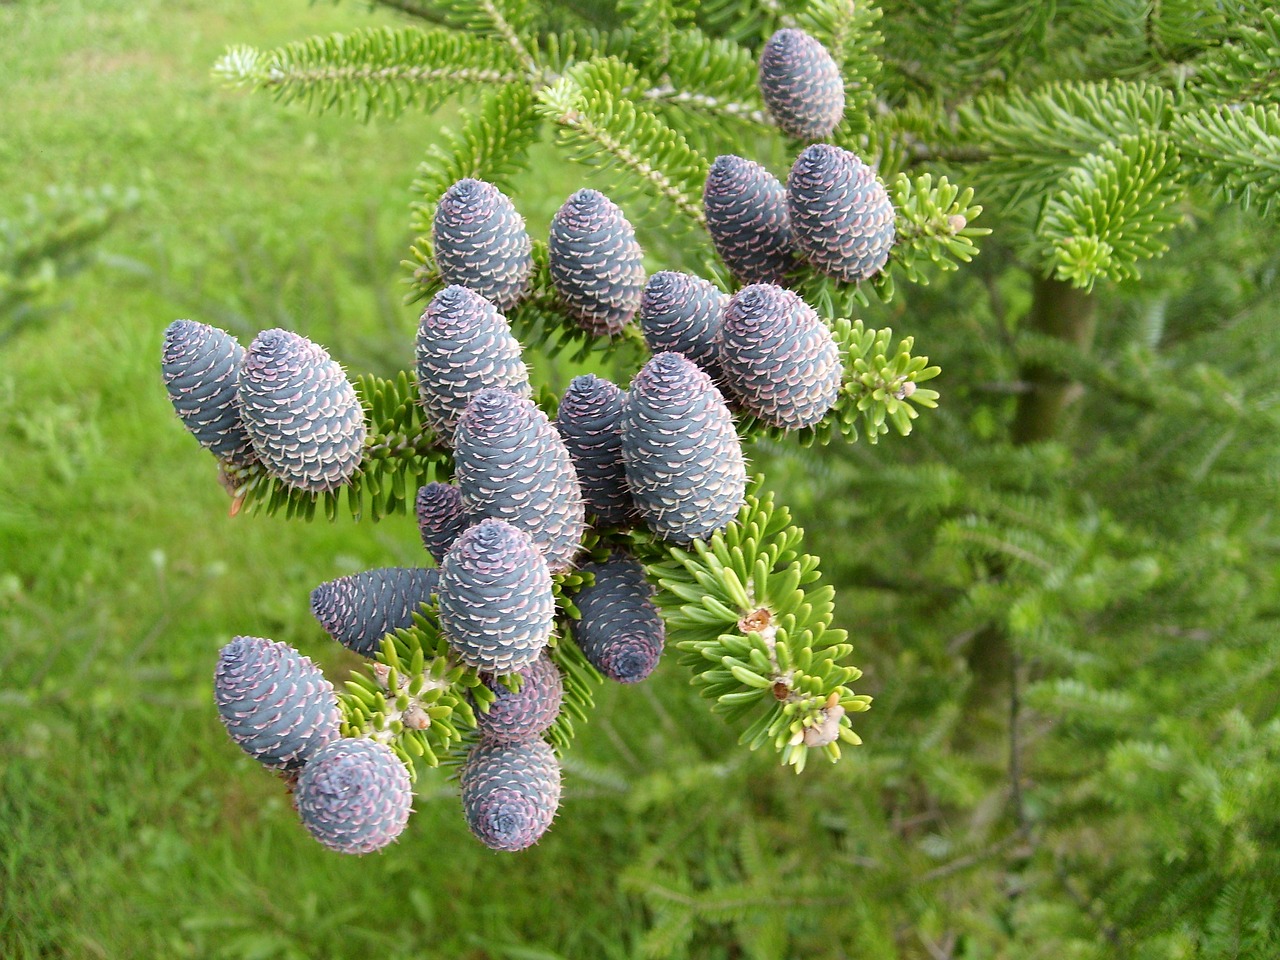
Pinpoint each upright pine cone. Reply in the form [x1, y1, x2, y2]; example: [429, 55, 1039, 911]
[554, 374, 635, 527]
[432, 178, 534, 312]
[758, 28, 845, 140]
[214, 636, 340, 771]
[310, 567, 440, 658]
[414, 285, 530, 445]
[639, 272, 728, 380]
[548, 189, 646, 336]
[437, 519, 555, 674]
[475, 652, 564, 743]
[236, 329, 365, 491]
[415, 482, 469, 564]
[702, 155, 797, 286]
[621, 353, 746, 544]
[294, 738, 413, 855]
[572, 552, 665, 683]
[161, 320, 257, 467]
[787, 144, 895, 283]
[460, 738, 561, 852]
[453, 388, 585, 574]
[719, 284, 842, 430]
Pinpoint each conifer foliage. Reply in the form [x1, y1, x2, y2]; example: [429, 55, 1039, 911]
[162, 0, 1280, 952]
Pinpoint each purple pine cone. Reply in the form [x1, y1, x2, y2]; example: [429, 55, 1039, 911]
[454, 388, 585, 573]
[416, 482, 470, 564]
[639, 272, 728, 381]
[460, 738, 561, 852]
[161, 320, 257, 467]
[310, 567, 440, 658]
[214, 636, 340, 771]
[548, 189, 646, 336]
[437, 519, 555, 674]
[758, 28, 845, 140]
[432, 179, 534, 312]
[475, 652, 564, 743]
[703, 156, 797, 286]
[719, 284, 842, 430]
[415, 285, 531, 445]
[294, 738, 413, 855]
[554, 375, 635, 528]
[236, 329, 365, 492]
[573, 552, 665, 683]
[621, 353, 746, 545]
[787, 144, 896, 283]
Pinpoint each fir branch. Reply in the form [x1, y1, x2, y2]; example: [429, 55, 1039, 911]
[639, 30, 771, 129]
[213, 28, 521, 119]
[888, 172, 990, 285]
[1172, 103, 1280, 216]
[1188, 3, 1280, 104]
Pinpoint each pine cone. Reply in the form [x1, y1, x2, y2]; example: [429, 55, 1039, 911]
[437, 519, 555, 674]
[639, 272, 728, 380]
[214, 636, 340, 771]
[294, 738, 413, 855]
[572, 552, 665, 684]
[758, 28, 845, 140]
[454, 388, 585, 574]
[415, 482, 469, 565]
[787, 144, 895, 283]
[702, 155, 797, 286]
[414, 285, 531, 445]
[310, 567, 440, 658]
[475, 652, 564, 743]
[554, 374, 635, 527]
[161, 319, 257, 467]
[432, 178, 534, 312]
[621, 352, 746, 545]
[548, 189, 646, 336]
[236, 329, 365, 491]
[719, 283, 842, 430]
[460, 738, 561, 852]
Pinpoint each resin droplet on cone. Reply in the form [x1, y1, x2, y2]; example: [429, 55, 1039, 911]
[548, 189, 646, 336]
[758, 28, 845, 140]
[310, 567, 440, 658]
[460, 738, 561, 852]
[161, 319, 257, 467]
[572, 552, 665, 683]
[621, 352, 746, 545]
[214, 636, 340, 771]
[414, 285, 530, 444]
[787, 144, 895, 283]
[294, 738, 413, 855]
[719, 284, 842, 430]
[432, 178, 534, 311]
[554, 374, 635, 528]
[703, 155, 797, 286]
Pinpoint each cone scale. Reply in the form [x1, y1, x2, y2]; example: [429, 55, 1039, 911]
[548, 189, 646, 336]
[310, 567, 440, 658]
[161, 319, 257, 467]
[554, 375, 635, 528]
[758, 28, 845, 141]
[294, 738, 413, 855]
[573, 552, 665, 684]
[703, 155, 797, 286]
[432, 178, 534, 312]
[460, 738, 561, 852]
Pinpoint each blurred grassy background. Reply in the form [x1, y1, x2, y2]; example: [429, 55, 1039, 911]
[0, 1, 641, 956]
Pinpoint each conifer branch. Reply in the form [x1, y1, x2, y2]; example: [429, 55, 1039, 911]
[1173, 104, 1280, 215]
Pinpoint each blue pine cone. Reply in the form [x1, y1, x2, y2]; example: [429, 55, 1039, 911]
[310, 567, 440, 658]
[621, 353, 746, 545]
[214, 636, 340, 771]
[554, 374, 635, 528]
[454, 388, 585, 574]
[236, 328, 365, 491]
[548, 189, 646, 336]
[437, 518, 555, 674]
[639, 272, 728, 381]
[415, 285, 531, 444]
[475, 652, 564, 743]
[702, 155, 797, 286]
[460, 738, 561, 852]
[573, 552, 665, 684]
[719, 283, 842, 430]
[787, 144, 896, 283]
[161, 319, 257, 467]
[294, 737, 413, 855]
[416, 481, 469, 564]
[758, 28, 845, 141]
[432, 178, 534, 312]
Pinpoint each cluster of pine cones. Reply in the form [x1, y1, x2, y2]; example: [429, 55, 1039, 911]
[162, 25, 894, 854]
